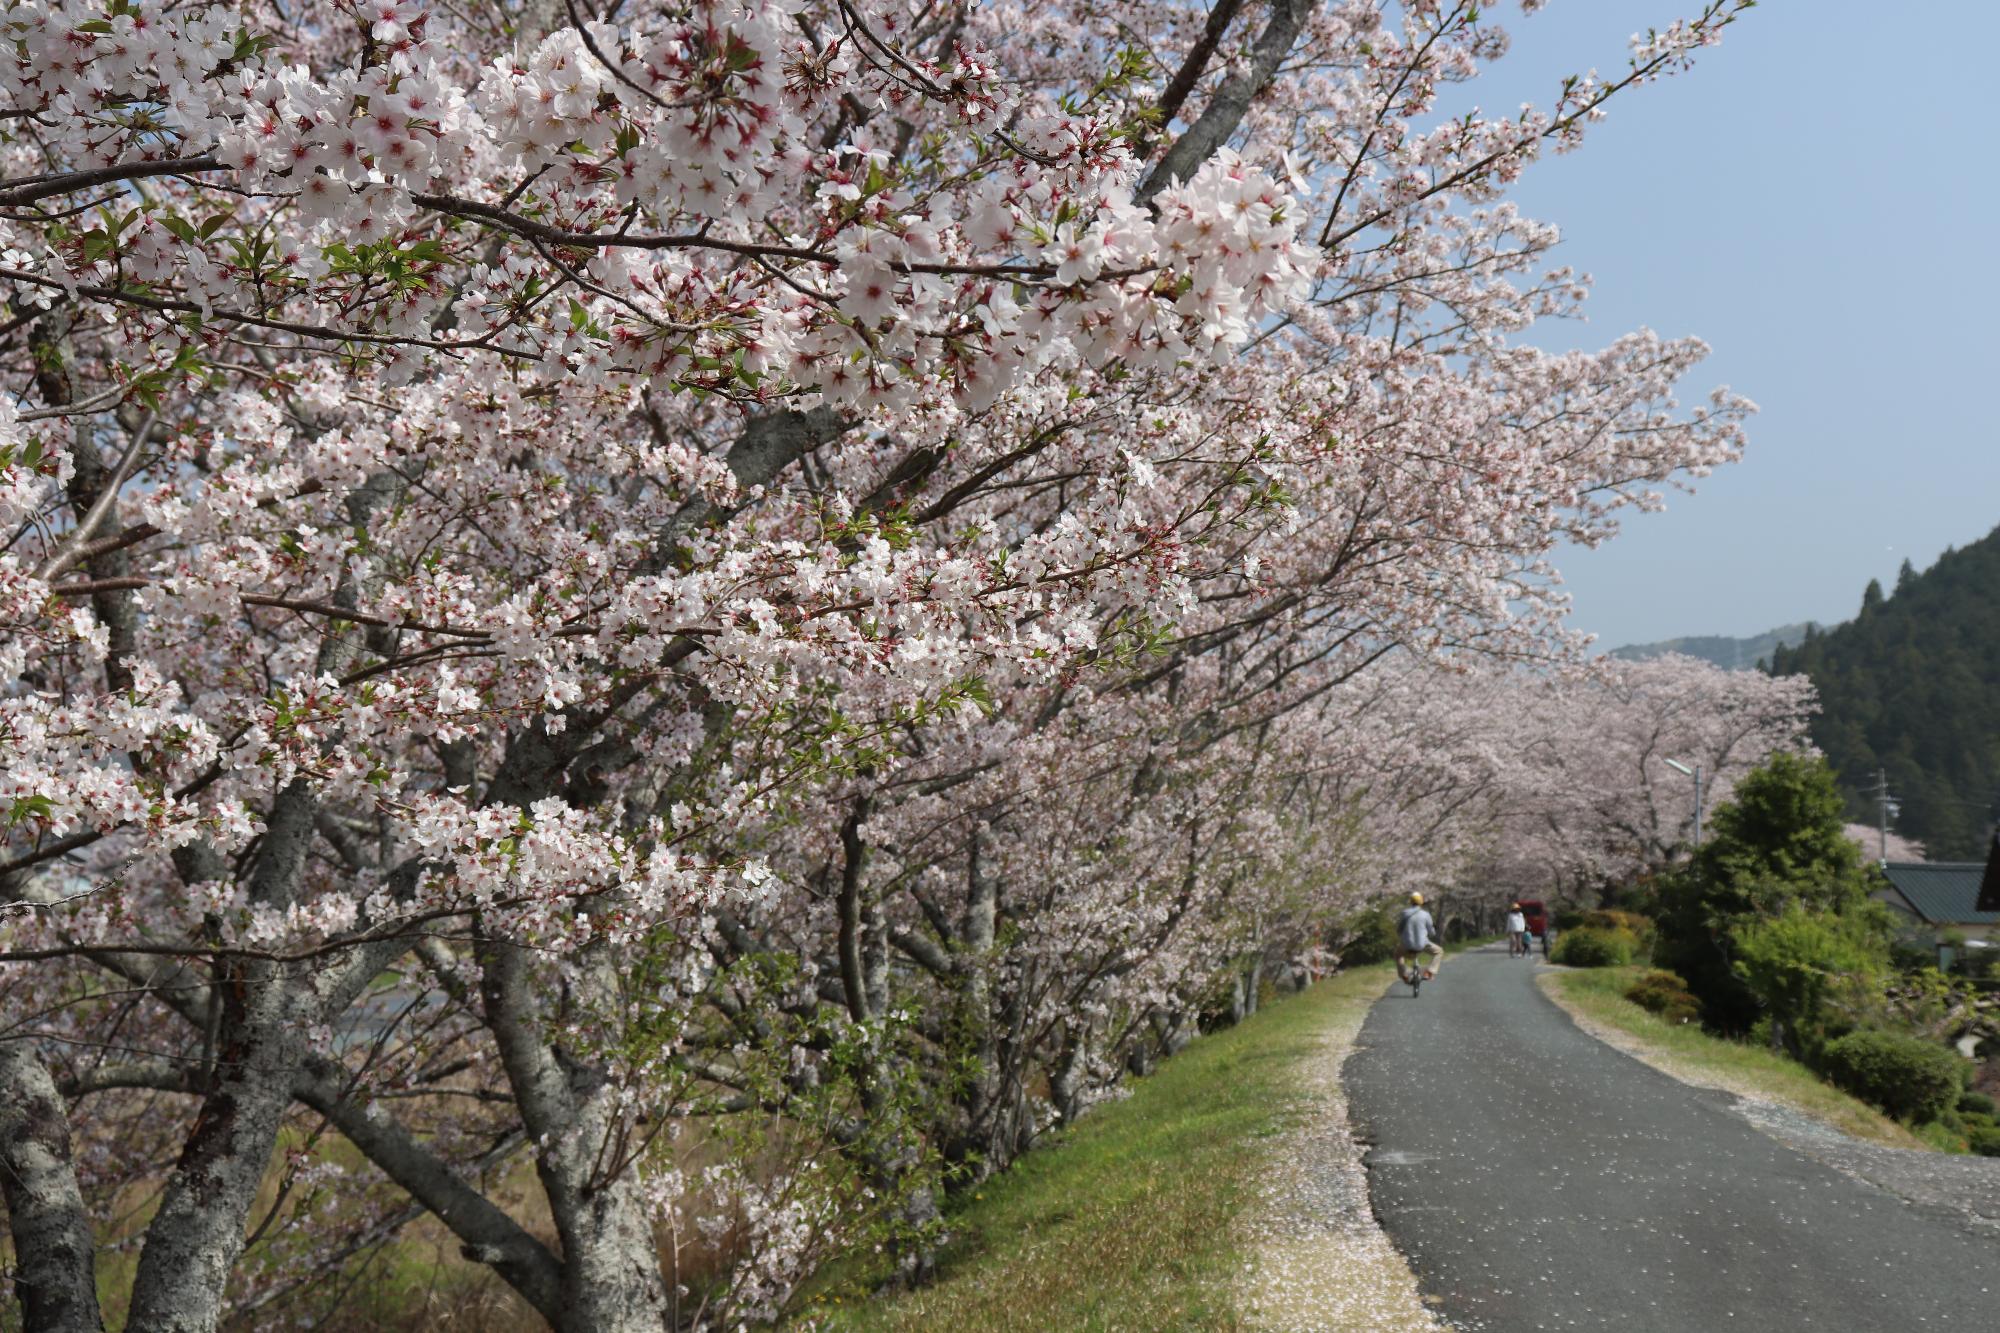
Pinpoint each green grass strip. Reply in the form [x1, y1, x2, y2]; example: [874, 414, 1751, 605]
[1541, 965, 1928, 1150]
[804, 966, 1393, 1332]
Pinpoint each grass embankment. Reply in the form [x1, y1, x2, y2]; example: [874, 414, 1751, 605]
[805, 966, 1394, 1332]
[1540, 965, 1928, 1150]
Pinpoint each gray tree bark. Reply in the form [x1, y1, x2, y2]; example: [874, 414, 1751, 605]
[478, 940, 670, 1332]
[1138, 0, 1319, 203]
[125, 475, 401, 1331]
[0, 1043, 105, 1333]
[121, 969, 314, 1331]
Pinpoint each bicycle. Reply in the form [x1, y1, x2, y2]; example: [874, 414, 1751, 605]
[1399, 955, 1424, 997]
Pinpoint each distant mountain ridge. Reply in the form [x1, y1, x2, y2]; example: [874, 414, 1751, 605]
[1608, 622, 1817, 672]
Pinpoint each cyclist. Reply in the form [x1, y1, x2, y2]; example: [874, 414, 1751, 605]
[1396, 892, 1444, 984]
[1505, 902, 1528, 958]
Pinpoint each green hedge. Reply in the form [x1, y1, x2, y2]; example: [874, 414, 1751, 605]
[1550, 926, 1638, 968]
[1817, 1029, 1968, 1123]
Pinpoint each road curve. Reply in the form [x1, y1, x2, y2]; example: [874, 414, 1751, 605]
[1345, 946, 2000, 1331]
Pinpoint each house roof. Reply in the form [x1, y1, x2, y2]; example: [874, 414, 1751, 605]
[1882, 860, 1999, 926]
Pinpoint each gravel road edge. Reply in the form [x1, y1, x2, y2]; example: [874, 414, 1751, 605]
[1239, 976, 1449, 1332]
[1536, 968, 2000, 1241]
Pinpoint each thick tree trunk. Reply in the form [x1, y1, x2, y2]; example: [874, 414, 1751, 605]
[125, 474, 412, 1326]
[836, 795, 873, 1023]
[123, 964, 311, 1332]
[1055, 1024, 1092, 1121]
[1152, 1006, 1193, 1057]
[0, 1043, 105, 1333]
[549, 1166, 671, 1333]
[479, 939, 669, 1332]
[945, 827, 1008, 1175]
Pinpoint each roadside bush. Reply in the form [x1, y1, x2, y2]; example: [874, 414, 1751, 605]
[1970, 1125, 2000, 1158]
[1957, 1091, 1998, 1118]
[1818, 1029, 1968, 1124]
[1889, 935, 1937, 973]
[1582, 910, 1656, 954]
[1961, 949, 2000, 981]
[1330, 900, 1400, 966]
[1652, 754, 1882, 1033]
[1551, 927, 1638, 968]
[1730, 904, 1888, 1056]
[1624, 969, 1702, 1024]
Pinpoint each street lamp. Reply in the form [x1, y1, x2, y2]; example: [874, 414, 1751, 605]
[1663, 757, 1703, 850]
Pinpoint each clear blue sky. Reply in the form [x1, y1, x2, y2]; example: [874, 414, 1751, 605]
[1442, 1, 2000, 650]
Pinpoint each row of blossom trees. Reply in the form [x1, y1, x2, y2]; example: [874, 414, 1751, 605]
[1467, 654, 1820, 909]
[1, 1, 1770, 1327]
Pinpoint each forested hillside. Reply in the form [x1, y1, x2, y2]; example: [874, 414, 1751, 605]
[1769, 528, 2000, 858]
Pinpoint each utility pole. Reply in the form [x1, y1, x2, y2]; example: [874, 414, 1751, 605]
[1695, 763, 1703, 851]
[1663, 758, 1704, 852]
[1866, 768, 1900, 863]
[1878, 767, 1888, 861]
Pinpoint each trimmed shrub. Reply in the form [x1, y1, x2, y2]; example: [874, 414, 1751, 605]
[1625, 969, 1702, 1025]
[1818, 1029, 1968, 1124]
[1970, 1125, 2000, 1158]
[1957, 1091, 1998, 1118]
[1550, 926, 1638, 969]
[1582, 910, 1656, 954]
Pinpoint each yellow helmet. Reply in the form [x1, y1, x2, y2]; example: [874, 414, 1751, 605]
[1409, 892, 1424, 905]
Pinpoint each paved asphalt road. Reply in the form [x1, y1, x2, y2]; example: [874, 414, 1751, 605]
[1345, 947, 2000, 1331]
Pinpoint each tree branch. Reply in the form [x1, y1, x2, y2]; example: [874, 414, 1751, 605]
[1139, 0, 1316, 203]
[294, 1060, 564, 1323]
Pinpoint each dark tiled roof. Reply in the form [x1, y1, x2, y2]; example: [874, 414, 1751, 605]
[1882, 861, 1998, 926]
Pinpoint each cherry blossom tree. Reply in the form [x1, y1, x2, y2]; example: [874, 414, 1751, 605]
[1843, 823, 1925, 865]
[1464, 654, 1819, 906]
[0, 1, 1758, 1326]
